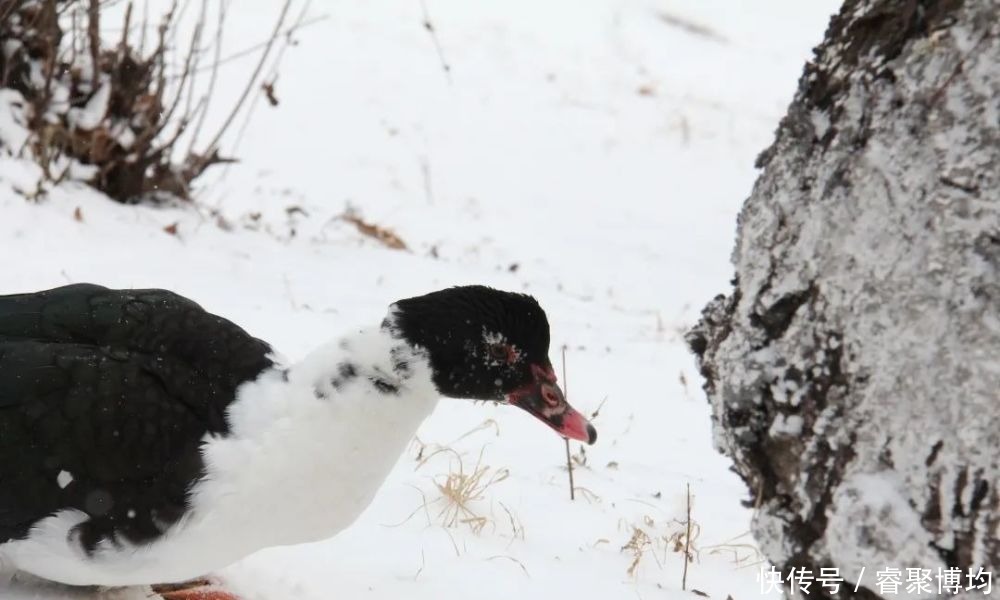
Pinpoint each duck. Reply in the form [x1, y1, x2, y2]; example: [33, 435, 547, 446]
[0, 283, 596, 599]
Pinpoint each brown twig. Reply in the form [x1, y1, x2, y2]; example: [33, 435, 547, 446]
[179, 13, 328, 78]
[180, 0, 209, 123]
[38, 0, 60, 133]
[683, 483, 692, 590]
[190, 0, 293, 175]
[486, 555, 530, 577]
[120, 0, 175, 155]
[590, 395, 607, 420]
[339, 210, 409, 251]
[149, 1, 202, 144]
[138, 0, 148, 55]
[228, 0, 310, 157]
[187, 0, 226, 156]
[418, 0, 451, 83]
[87, 0, 101, 81]
[0, 1, 18, 26]
[117, 1, 132, 55]
[562, 346, 575, 501]
[657, 11, 727, 43]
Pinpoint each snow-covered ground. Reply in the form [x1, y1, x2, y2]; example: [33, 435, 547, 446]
[0, 1, 838, 598]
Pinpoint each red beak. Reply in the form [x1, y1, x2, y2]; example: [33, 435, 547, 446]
[506, 365, 597, 445]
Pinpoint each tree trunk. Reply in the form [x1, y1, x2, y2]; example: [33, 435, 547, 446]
[687, 0, 999, 597]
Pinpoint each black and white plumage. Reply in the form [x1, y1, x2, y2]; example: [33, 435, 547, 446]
[0, 284, 594, 589]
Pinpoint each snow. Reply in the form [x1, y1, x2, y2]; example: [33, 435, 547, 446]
[825, 473, 944, 597]
[66, 81, 110, 131]
[768, 414, 803, 437]
[810, 109, 830, 139]
[56, 472, 73, 490]
[0, 90, 30, 155]
[0, 1, 838, 598]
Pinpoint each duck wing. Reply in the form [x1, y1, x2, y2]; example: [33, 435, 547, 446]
[0, 283, 274, 552]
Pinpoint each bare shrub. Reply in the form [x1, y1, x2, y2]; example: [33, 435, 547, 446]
[0, 0, 297, 204]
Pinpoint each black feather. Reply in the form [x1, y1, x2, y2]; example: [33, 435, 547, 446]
[390, 285, 550, 400]
[0, 284, 273, 552]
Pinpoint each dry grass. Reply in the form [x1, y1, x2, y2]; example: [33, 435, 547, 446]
[700, 531, 765, 568]
[617, 491, 763, 589]
[398, 421, 522, 542]
[485, 554, 530, 577]
[338, 208, 408, 251]
[618, 510, 701, 580]
[622, 523, 657, 578]
[433, 447, 510, 534]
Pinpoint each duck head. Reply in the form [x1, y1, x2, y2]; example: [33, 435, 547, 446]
[387, 286, 596, 445]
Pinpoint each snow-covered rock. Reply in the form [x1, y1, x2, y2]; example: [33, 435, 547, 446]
[689, 0, 999, 597]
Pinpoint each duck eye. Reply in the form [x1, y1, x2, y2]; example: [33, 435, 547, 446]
[488, 343, 514, 363]
[541, 385, 561, 407]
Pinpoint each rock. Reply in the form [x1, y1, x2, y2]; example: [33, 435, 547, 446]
[687, 1, 999, 597]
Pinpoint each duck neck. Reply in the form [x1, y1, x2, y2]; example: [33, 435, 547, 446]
[196, 326, 440, 545]
[293, 325, 438, 403]
[228, 325, 440, 427]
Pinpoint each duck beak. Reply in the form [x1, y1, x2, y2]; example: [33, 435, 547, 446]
[506, 365, 597, 445]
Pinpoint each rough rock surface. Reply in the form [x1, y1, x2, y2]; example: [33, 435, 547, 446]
[687, 0, 999, 597]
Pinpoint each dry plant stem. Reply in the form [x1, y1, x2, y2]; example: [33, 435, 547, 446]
[418, 0, 451, 83]
[0, 2, 18, 25]
[185, 13, 329, 77]
[450, 418, 499, 445]
[121, 0, 174, 156]
[139, 0, 148, 54]
[339, 211, 408, 251]
[170, 0, 195, 44]
[39, 0, 59, 132]
[561, 346, 575, 501]
[192, 0, 292, 175]
[118, 2, 132, 55]
[622, 526, 654, 578]
[87, 0, 100, 80]
[435, 448, 509, 529]
[698, 530, 764, 566]
[420, 157, 434, 205]
[413, 549, 425, 581]
[564, 439, 575, 501]
[180, 0, 209, 122]
[187, 0, 227, 156]
[682, 483, 692, 591]
[486, 555, 530, 577]
[229, 0, 311, 157]
[67, 8, 78, 69]
[149, 1, 205, 151]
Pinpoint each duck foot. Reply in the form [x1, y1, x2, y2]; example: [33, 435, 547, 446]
[152, 578, 240, 600]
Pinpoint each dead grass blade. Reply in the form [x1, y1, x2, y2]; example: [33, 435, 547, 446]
[622, 526, 655, 579]
[435, 447, 510, 531]
[339, 209, 409, 251]
[486, 555, 530, 577]
[450, 418, 500, 444]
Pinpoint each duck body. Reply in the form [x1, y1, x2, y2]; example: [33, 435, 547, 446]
[0, 284, 437, 586]
[0, 283, 594, 590]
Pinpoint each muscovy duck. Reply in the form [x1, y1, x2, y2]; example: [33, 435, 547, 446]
[0, 284, 595, 599]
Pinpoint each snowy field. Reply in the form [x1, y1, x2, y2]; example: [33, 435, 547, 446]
[0, 1, 838, 598]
